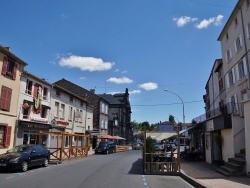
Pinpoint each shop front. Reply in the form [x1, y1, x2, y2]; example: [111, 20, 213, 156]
[16, 120, 52, 146]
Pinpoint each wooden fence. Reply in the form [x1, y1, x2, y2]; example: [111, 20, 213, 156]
[39, 131, 90, 163]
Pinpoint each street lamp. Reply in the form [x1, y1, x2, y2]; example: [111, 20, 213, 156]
[164, 89, 185, 172]
[164, 89, 185, 124]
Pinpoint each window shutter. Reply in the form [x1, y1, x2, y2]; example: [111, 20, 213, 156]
[234, 40, 237, 52]
[225, 52, 228, 63]
[1, 56, 8, 75]
[5, 126, 12, 147]
[235, 65, 239, 81]
[232, 67, 236, 83]
[0, 87, 12, 111]
[13, 63, 18, 80]
[225, 73, 229, 88]
[243, 57, 247, 75]
[229, 48, 232, 59]
[234, 94, 239, 111]
[246, 24, 250, 38]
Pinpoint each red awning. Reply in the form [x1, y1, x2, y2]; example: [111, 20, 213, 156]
[99, 135, 118, 140]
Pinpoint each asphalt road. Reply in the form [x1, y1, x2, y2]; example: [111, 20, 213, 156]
[0, 150, 194, 188]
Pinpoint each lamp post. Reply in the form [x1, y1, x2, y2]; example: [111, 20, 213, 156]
[164, 89, 185, 124]
[164, 89, 185, 172]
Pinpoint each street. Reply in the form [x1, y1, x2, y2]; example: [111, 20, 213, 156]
[0, 150, 194, 188]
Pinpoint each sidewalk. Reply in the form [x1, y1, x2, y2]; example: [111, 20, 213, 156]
[180, 159, 250, 188]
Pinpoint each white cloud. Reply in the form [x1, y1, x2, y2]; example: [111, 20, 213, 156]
[114, 69, 120, 72]
[129, 90, 141, 95]
[195, 15, 223, 29]
[79, 77, 85, 80]
[139, 82, 158, 91]
[121, 70, 127, 74]
[58, 55, 114, 72]
[173, 16, 198, 27]
[106, 77, 133, 84]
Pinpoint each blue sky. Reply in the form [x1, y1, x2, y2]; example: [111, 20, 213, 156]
[1, 0, 238, 124]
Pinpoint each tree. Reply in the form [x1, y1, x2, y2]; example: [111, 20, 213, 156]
[169, 114, 175, 123]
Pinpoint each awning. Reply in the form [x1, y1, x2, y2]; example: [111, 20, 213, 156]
[99, 135, 118, 140]
[114, 136, 126, 140]
[146, 132, 177, 140]
[179, 125, 196, 135]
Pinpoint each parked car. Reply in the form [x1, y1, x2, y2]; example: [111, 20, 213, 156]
[0, 144, 50, 172]
[132, 143, 142, 150]
[95, 141, 116, 154]
[154, 144, 164, 151]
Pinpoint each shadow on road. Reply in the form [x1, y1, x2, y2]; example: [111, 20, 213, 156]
[128, 158, 143, 175]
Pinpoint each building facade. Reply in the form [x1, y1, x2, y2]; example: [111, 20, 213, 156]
[16, 71, 52, 146]
[0, 46, 27, 154]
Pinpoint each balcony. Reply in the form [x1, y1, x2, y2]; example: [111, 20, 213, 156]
[194, 102, 241, 124]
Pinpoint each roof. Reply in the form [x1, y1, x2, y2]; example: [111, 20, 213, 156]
[53, 78, 91, 104]
[99, 94, 122, 105]
[0, 45, 28, 66]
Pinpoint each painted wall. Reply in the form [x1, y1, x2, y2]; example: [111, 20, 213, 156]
[244, 100, 250, 174]
[221, 129, 234, 162]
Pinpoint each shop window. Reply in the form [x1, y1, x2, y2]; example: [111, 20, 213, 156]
[1, 56, 18, 80]
[0, 86, 12, 111]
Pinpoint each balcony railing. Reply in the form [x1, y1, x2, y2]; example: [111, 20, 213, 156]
[194, 102, 241, 123]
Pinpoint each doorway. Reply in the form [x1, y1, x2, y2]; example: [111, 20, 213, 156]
[23, 131, 39, 144]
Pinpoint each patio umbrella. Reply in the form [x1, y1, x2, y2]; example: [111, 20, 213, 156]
[100, 135, 118, 140]
[114, 136, 126, 140]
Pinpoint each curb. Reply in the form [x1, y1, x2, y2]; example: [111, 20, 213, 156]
[180, 170, 207, 188]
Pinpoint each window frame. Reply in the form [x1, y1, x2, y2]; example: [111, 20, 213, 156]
[1, 56, 18, 80]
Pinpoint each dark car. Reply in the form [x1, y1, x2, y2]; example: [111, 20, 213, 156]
[132, 143, 142, 150]
[0, 144, 50, 172]
[95, 141, 116, 154]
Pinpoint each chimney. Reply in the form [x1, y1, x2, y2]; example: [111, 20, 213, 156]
[5, 47, 11, 51]
[90, 89, 95, 94]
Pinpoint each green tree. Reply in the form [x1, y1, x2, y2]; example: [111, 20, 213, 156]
[169, 114, 175, 123]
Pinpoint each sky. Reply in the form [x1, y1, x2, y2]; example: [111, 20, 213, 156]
[1, 0, 238, 125]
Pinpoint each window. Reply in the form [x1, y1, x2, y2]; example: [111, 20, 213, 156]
[219, 78, 223, 92]
[69, 95, 73, 103]
[80, 100, 83, 107]
[23, 101, 30, 119]
[60, 104, 65, 119]
[242, 89, 248, 101]
[43, 87, 48, 100]
[230, 95, 239, 113]
[41, 105, 48, 118]
[100, 103, 105, 113]
[234, 17, 238, 26]
[79, 109, 83, 122]
[1, 56, 18, 80]
[228, 70, 234, 87]
[226, 32, 229, 40]
[235, 34, 243, 52]
[0, 126, 12, 147]
[55, 102, 59, 118]
[226, 48, 232, 63]
[0, 86, 12, 111]
[238, 61, 245, 79]
[56, 90, 60, 97]
[25, 79, 33, 95]
[68, 106, 73, 120]
[247, 22, 250, 39]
